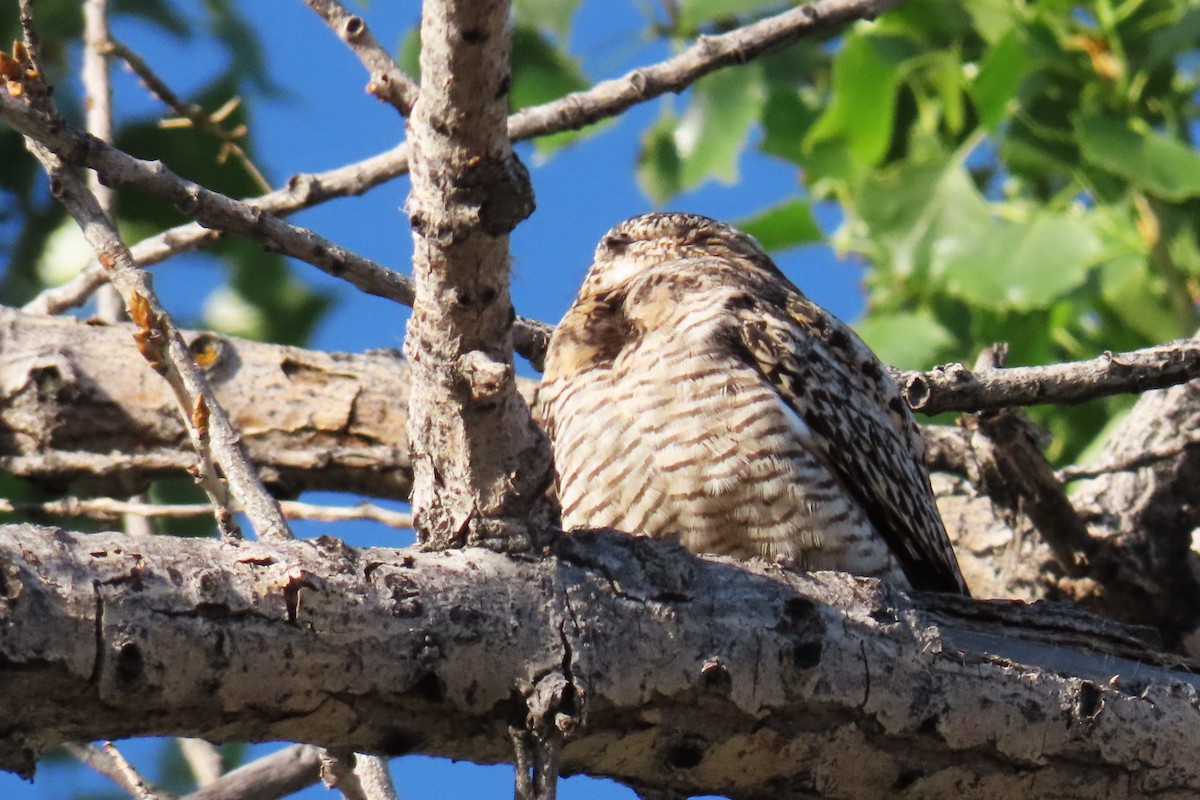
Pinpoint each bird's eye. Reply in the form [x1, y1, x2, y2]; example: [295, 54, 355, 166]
[602, 232, 633, 252]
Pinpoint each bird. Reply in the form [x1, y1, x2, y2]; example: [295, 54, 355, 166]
[537, 212, 968, 595]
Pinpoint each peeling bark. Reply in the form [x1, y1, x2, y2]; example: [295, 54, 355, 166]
[0, 306, 536, 501]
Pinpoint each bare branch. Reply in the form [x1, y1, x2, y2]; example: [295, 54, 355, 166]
[21, 142, 412, 316]
[103, 37, 271, 192]
[6, 524, 1200, 798]
[2, 48, 289, 540]
[403, 0, 551, 547]
[182, 745, 322, 800]
[0, 89, 414, 323]
[302, 0, 419, 114]
[896, 338, 1200, 414]
[1058, 429, 1200, 482]
[0, 496, 413, 530]
[66, 742, 162, 800]
[81, 0, 124, 322]
[176, 739, 223, 788]
[508, 0, 908, 141]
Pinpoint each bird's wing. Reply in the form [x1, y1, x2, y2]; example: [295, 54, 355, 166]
[727, 286, 969, 594]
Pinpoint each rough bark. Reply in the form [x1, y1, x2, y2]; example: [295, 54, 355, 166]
[403, 0, 551, 547]
[2, 524, 1199, 799]
[5, 306, 1200, 649]
[0, 306, 528, 502]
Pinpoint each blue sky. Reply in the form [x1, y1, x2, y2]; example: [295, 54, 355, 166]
[1, 1, 864, 798]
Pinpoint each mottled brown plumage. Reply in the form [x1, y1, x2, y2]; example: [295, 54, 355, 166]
[539, 213, 968, 594]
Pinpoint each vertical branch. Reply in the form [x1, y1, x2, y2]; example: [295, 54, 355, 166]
[403, 0, 551, 549]
[81, 0, 125, 323]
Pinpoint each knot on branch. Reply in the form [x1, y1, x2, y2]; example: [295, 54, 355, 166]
[457, 349, 513, 402]
[407, 151, 534, 242]
[476, 151, 535, 237]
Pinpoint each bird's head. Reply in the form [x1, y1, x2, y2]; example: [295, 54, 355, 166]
[581, 212, 770, 297]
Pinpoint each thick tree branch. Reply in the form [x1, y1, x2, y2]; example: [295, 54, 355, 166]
[5, 306, 1199, 644]
[403, 0, 551, 547]
[3, 524, 1200, 798]
[0, 307, 427, 501]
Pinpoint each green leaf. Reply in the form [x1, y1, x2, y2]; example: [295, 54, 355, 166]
[805, 33, 918, 166]
[1097, 252, 1182, 343]
[851, 159, 991, 281]
[854, 311, 955, 369]
[972, 27, 1030, 130]
[514, 0, 582, 40]
[399, 25, 421, 82]
[677, 64, 765, 188]
[677, 0, 784, 32]
[636, 112, 683, 204]
[510, 25, 588, 111]
[735, 199, 822, 253]
[509, 25, 596, 154]
[940, 213, 1103, 310]
[760, 86, 817, 165]
[1077, 114, 1200, 202]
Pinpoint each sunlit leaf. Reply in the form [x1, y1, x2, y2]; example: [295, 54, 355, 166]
[940, 213, 1103, 309]
[514, 0, 582, 40]
[854, 311, 956, 369]
[677, 64, 765, 188]
[805, 32, 918, 166]
[735, 199, 822, 252]
[972, 27, 1029, 130]
[851, 159, 991, 281]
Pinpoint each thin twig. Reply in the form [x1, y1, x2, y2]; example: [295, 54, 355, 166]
[320, 751, 400, 800]
[66, 742, 162, 800]
[104, 37, 271, 192]
[177, 739, 224, 788]
[3, 36, 290, 542]
[507, 0, 907, 142]
[0, 496, 414, 530]
[1058, 429, 1200, 483]
[896, 340, 1200, 415]
[320, 751, 370, 800]
[22, 142, 414, 317]
[0, 88, 414, 317]
[81, 0, 124, 322]
[302, 0, 419, 114]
